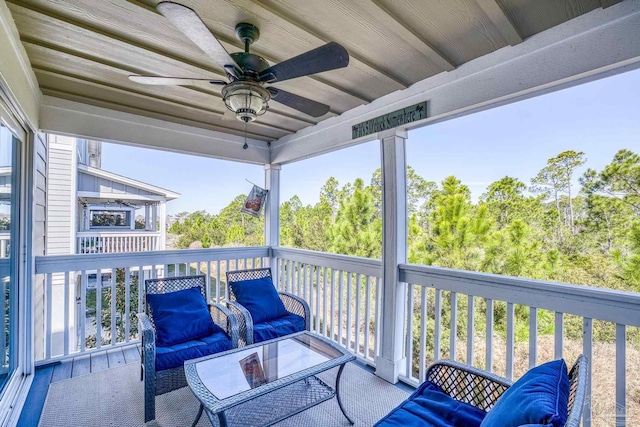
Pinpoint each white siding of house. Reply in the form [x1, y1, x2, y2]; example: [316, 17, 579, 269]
[77, 171, 156, 197]
[46, 135, 76, 356]
[33, 132, 47, 360]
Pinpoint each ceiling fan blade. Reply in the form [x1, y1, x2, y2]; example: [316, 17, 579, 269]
[128, 76, 226, 87]
[259, 42, 349, 83]
[157, 2, 240, 77]
[268, 88, 330, 117]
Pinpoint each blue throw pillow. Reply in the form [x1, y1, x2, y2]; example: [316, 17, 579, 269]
[147, 286, 221, 347]
[480, 359, 569, 427]
[230, 276, 288, 324]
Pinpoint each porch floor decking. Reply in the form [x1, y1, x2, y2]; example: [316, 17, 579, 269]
[25, 344, 410, 427]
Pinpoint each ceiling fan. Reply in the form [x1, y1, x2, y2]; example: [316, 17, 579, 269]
[129, 1, 350, 123]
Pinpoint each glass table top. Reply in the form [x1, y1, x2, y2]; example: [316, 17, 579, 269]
[194, 333, 344, 400]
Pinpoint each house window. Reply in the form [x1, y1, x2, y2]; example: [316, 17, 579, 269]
[90, 210, 131, 228]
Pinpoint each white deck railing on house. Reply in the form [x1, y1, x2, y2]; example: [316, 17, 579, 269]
[76, 231, 161, 254]
[400, 264, 640, 427]
[33, 246, 640, 425]
[34, 246, 270, 363]
[272, 247, 383, 365]
[0, 231, 9, 258]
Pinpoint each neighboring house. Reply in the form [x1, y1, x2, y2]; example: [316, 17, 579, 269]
[46, 135, 179, 354]
[47, 135, 179, 256]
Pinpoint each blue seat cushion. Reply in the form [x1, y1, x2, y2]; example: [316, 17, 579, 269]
[374, 381, 486, 427]
[230, 276, 288, 324]
[480, 359, 569, 427]
[253, 313, 306, 343]
[155, 331, 232, 371]
[147, 286, 221, 347]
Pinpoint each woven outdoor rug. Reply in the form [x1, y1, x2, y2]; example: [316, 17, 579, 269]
[38, 362, 408, 427]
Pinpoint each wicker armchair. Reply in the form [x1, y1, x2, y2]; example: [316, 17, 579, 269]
[138, 274, 239, 423]
[422, 355, 588, 427]
[225, 268, 310, 345]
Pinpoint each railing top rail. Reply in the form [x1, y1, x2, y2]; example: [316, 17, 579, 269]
[400, 263, 640, 327]
[76, 230, 162, 236]
[35, 246, 270, 274]
[272, 246, 382, 277]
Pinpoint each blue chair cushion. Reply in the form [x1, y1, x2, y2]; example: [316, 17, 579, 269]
[230, 276, 288, 324]
[155, 331, 232, 371]
[253, 313, 306, 343]
[147, 286, 220, 347]
[374, 381, 486, 427]
[480, 359, 569, 427]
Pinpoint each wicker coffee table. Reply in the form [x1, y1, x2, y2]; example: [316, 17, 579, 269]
[184, 331, 356, 427]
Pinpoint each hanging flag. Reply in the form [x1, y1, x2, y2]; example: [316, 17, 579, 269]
[241, 184, 268, 218]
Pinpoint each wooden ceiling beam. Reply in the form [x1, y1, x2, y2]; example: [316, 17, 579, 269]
[240, 0, 408, 89]
[33, 68, 297, 135]
[370, 0, 455, 71]
[475, 0, 523, 46]
[8, 0, 369, 107]
[22, 38, 320, 129]
[40, 86, 279, 141]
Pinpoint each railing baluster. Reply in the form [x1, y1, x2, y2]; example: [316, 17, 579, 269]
[406, 284, 414, 378]
[616, 324, 626, 427]
[434, 289, 441, 362]
[125, 267, 131, 342]
[296, 261, 301, 296]
[555, 312, 564, 359]
[338, 270, 344, 347]
[63, 271, 70, 356]
[80, 270, 87, 352]
[96, 270, 102, 349]
[486, 298, 493, 372]
[111, 268, 117, 345]
[419, 286, 427, 382]
[450, 291, 457, 361]
[217, 260, 223, 301]
[583, 317, 593, 427]
[529, 307, 538, 368]
[355, 273, 362, 356]
[306, 264, 312, 318]
[138, 266, 144, 315]
[506, 302, 515, 380]
[364, 275, 371, 361]
[346, 272, 352, 352]
[467, 295, 474, 365]
[46, 273, 52, 359]
[330, 269, 336, 342]
[315, 267, 320, 334]
[323, 267, 328, 338]
[375, 277, 382, 358]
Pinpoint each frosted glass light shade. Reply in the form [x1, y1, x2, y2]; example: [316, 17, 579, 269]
[222, 83, 270, 122]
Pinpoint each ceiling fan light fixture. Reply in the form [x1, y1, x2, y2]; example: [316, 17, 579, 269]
[222, 82, 270, 122]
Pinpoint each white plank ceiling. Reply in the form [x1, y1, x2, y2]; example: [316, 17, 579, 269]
[6, 0, 623, 142]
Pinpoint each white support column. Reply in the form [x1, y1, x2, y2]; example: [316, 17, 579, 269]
[264, 164, 281, 283]
[151, 204, 158, 232]
[375, 129, 408, 383]
[144, 205, 150, 230]
[158, 201, 166, 250]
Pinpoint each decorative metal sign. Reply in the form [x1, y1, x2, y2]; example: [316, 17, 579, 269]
[352, 101, 427, 139]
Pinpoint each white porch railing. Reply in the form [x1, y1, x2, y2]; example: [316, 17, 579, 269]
[272, 247, 383, 365]
[400, 263, 640, 427]
[34, 246, 270, 363]
[0, 231, 9, 258]
[76, 231, 161, 254]
[33, 246, 640, 425]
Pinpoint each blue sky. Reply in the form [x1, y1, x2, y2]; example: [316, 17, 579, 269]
[101, 68, 640, 215]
